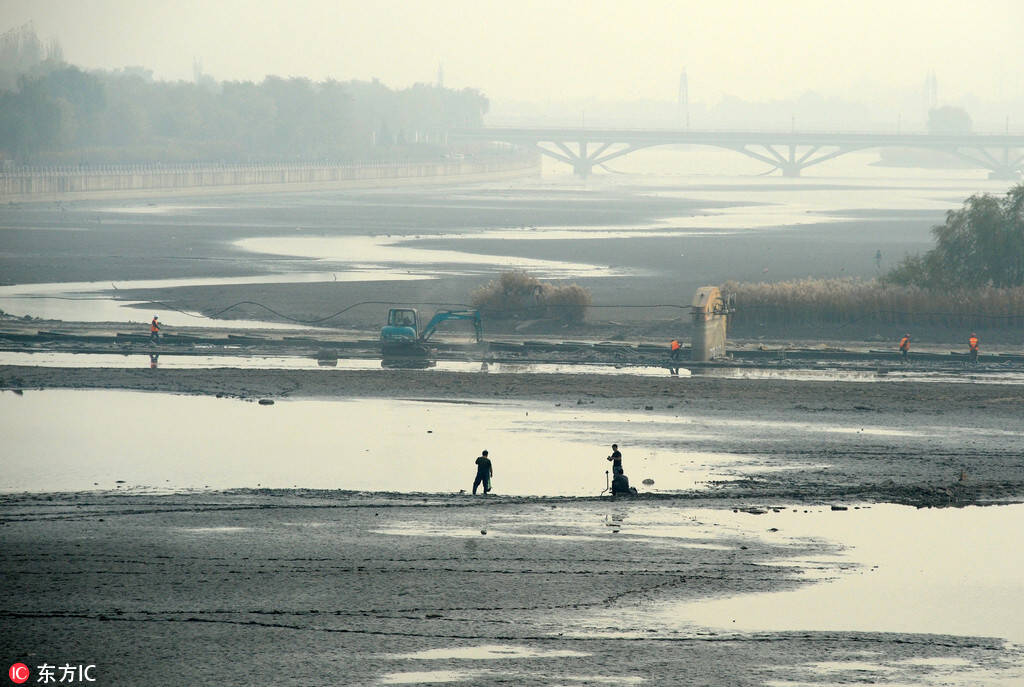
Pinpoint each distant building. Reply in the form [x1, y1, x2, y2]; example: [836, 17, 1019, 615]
[924, 71, 938, 113]
[678, 69, 689, 129]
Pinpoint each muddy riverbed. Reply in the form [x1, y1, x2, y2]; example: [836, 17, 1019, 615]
[3, 176, 1024, 685]
[2, 491, 1022, 686]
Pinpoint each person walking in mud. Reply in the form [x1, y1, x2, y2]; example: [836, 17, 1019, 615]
[898, 333, 910, 362]
[150, 315, 161, 343]
[968, 333, 979, 364]
[670, 339, 681, 361]
[473, 450, 493, 495]
[607, 444, 623, 475]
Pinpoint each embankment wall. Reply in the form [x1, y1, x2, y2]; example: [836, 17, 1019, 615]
[0, 154, 539, 202]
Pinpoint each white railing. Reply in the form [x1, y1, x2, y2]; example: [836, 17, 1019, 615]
[0, 153, 539, 197]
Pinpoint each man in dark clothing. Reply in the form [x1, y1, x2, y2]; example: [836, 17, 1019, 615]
[473, 450, 493, 495]
[607, 444, 623, 475]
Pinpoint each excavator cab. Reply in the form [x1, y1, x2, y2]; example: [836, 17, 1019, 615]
[387, 308, 418, 329]
[382, 308, 419, 345]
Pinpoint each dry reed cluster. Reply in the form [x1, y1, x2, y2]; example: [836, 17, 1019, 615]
[721, 278, 1024, 329]
[471, 271, 592, 323]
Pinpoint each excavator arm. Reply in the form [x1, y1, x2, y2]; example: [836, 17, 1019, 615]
[419, 310, 483, 343]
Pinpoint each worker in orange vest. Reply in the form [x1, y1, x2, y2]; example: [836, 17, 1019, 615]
[968, 333, 979, 363]
[670, 339, 681, 361]
[898, 334, 910, 362]
[150, 315, 160, 343]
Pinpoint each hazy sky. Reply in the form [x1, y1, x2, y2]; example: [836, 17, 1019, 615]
[3, 0, 1022, 105]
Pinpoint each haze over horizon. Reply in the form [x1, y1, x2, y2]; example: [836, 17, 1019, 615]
[2, 0, 1023, 128]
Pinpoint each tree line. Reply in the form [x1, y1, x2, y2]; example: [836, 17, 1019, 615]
[0, 35, 488, 165]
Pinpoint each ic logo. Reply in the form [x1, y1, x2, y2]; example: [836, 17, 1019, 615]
[8, 663, 30, 684]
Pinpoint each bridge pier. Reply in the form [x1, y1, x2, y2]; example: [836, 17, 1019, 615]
[951, 147, 1024, 180]
[725, 144, 858, 177]
[531, 140, 647, 178]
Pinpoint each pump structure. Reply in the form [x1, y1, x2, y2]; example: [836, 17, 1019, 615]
[691, 286, 733, 361]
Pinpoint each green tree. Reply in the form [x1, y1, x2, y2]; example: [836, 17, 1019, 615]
[885, 184, 1024, 288]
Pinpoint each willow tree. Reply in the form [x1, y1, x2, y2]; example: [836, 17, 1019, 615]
[885, 184, 1024, 289]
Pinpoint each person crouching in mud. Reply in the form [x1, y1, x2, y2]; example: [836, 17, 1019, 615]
[606, 444, 637, 496]
[611, 470, 636, 496]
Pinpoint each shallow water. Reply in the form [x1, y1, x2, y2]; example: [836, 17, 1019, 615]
[661, 503, 1024, 644]
[0, 351, 673, 376]
[0, 271, 423, 328]
[234, 235, 616, 279]
[566, 502, 1024, 685]
[0, 390, 764, 495]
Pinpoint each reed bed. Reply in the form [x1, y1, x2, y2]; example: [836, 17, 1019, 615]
[721, 278, 1024, 330]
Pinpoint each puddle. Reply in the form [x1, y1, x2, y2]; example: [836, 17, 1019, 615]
[0, 352, 676, 377]
[380, 670, 481, 684]
[176, 527, 251, 534]
[96, 203, 226, 214]
[0, 390, 756, 495]
[698, 367, 1024, 385]
[578, 504, 1024, 645]
[388, 645, 588, 660]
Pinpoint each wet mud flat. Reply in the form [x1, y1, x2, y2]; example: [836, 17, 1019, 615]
[2, 492, 1021, 686]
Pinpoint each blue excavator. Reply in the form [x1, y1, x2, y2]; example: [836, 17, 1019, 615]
[380, 307, 483, 357]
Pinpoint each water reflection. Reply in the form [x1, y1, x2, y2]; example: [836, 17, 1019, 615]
[648, 504, 1024, 644]
[0, 390, 756, 495]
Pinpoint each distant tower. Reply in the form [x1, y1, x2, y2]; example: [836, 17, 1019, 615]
[678, 68, 689, 129]
[924, 70, 938, 112]
[437, 62, 444, 88]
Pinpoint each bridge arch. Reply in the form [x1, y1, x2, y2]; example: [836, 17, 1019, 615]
[453, 128, 1024, 179]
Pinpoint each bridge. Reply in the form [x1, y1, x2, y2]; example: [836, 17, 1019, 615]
[452, 127, 1024, 179]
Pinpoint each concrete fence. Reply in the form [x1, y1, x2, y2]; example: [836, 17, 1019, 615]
[0, 153, 540, 201]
